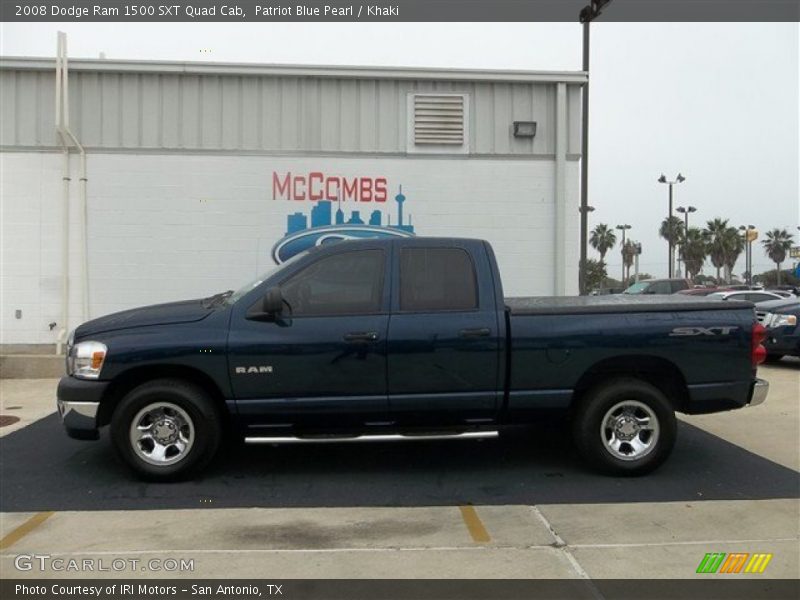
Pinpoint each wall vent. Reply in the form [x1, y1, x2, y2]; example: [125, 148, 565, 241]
[412, 94, 466, 146]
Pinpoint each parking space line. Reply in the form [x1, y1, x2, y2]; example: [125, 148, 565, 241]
[458, 505, 491, 543]
[0, 511, 54, 550]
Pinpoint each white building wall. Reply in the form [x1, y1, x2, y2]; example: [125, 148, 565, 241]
[1, 151, 580, 344]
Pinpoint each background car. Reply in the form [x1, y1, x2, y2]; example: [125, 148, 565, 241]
[677, 287, 724, 296]
[755, 298, 800, 362]
[706, 290, 784, 303]
[765, 289, 798, 299]
[622, 278, 691, 295]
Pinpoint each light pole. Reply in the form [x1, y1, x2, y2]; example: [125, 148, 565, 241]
[578, 0, 613, 296]
[676, 206, 696, 279]
[658, 173, 686, 278]
[739, 225, 756, 286]
[616, 224, 631, 285]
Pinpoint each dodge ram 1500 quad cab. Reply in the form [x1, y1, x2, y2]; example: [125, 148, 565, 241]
[58, 238, 769, 480]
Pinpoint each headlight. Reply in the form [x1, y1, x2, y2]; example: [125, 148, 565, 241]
[68, 341, 107, 380]
[771, 314, 797, 328]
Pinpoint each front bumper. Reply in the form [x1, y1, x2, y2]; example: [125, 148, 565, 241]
[765, 331, 800, 356]
[56, 376, 109, 440]
[749, 378, 769, 407]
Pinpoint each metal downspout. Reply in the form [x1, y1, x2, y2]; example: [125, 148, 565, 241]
[53, 32, 90, 355]
[61, 39, 90, 325]
[54, 32, 70, 355]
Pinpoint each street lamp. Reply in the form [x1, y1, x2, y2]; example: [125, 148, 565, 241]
[578, 0, 614, 296]
[739, 225, 757, 286]
[675, 206, 697, 278]
[616, 224, 631, 284]
[658, 173, 686, 278]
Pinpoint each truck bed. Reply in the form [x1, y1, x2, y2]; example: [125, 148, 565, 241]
[505, 295, 751, 315]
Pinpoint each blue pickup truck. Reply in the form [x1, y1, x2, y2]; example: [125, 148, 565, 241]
[58, 238, 769, 480]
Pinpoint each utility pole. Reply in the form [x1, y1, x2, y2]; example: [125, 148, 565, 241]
[616, 224, 631, 285]
[676, 206, 696, 279]
[739, 225, 757, 285]
[578, 0, 613, 295]
[658, 173, 686, 278]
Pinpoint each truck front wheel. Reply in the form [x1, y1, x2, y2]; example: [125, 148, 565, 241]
[572, 378, 677, 476]
[111, 378, 222, 481]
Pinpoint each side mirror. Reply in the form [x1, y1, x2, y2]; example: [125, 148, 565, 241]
[247, 287, 283, 321]
[262, 287, 283, 314]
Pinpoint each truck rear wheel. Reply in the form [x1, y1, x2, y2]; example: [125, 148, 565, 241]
[572, 378, 677, 476]
[111, 378, 221, 481]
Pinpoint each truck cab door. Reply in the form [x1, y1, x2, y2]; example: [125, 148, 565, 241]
[387, 240, 502, 426]
[228, 247, 390, 433]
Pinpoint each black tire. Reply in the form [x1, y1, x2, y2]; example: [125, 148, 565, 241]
[764, 354, 784, 363]
[111, 378, 222, 481]
[572, 377, 677, 476]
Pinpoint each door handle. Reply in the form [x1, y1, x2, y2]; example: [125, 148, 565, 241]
[343, 331, 379, 343]
[459, 327, 491, 338]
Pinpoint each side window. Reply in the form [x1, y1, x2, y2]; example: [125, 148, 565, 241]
[648, 281, 672, 294]
[400, 247, 478, 312]
[671, 280, 688, 293]
[280, 250, 385, 316]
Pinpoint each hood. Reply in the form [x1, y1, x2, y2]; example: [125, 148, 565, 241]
[75, 298, 216, 338]
[756, 298, 800, 312]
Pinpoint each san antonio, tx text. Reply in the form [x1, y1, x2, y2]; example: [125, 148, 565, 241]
[15, 584, 281, 596]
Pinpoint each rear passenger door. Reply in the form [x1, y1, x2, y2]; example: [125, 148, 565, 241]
[386, 241, 502, 426]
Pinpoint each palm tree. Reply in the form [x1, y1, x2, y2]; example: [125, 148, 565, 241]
[659, 216, 684, 275]
[762, 228, 794, 285]
[722, 226, 745, 283]
[680, 227, 707, 280]
[704, 218, 731, 283]
[589, 224, 617, 266]
[622, 240, 636, 284]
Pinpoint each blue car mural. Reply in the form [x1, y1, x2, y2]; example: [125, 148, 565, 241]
[272, 186, 416, 264]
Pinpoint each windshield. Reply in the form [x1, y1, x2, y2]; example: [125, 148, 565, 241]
[623, 282, 650, 294]
[224, 251, 309, 306]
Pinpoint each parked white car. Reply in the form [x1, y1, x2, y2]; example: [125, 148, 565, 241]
[706, 290, 784, 303]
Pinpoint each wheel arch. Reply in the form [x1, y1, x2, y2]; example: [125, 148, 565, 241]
[97, 364, 230, 428]
[571, 355, 689, 413]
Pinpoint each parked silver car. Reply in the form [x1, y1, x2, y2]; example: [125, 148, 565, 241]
[706, 290, 784, 303]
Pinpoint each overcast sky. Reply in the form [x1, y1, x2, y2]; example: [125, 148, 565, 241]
[2, 22, 798, 277]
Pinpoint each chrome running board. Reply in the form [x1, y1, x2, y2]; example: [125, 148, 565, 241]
[244, 431, 498, 444]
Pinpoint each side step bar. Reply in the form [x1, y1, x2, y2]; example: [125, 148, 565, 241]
[244, 431, 498, 444]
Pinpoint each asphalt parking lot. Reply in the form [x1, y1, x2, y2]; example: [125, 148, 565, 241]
[1, 361, 798, 580]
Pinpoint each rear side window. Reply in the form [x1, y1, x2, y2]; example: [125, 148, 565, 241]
[280, 250, 385, 316]
[648, 281, 672, 294]
[671, 280, 689, 293]
[746, 293, 775, 303]
[399, 248, 478, 312]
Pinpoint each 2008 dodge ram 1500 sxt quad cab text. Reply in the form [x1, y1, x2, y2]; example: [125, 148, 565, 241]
[58, 238, 769, 480]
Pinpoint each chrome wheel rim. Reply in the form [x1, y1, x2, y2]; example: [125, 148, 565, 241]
[129, 402, 195, 466]
[600, 400, 660, 462]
